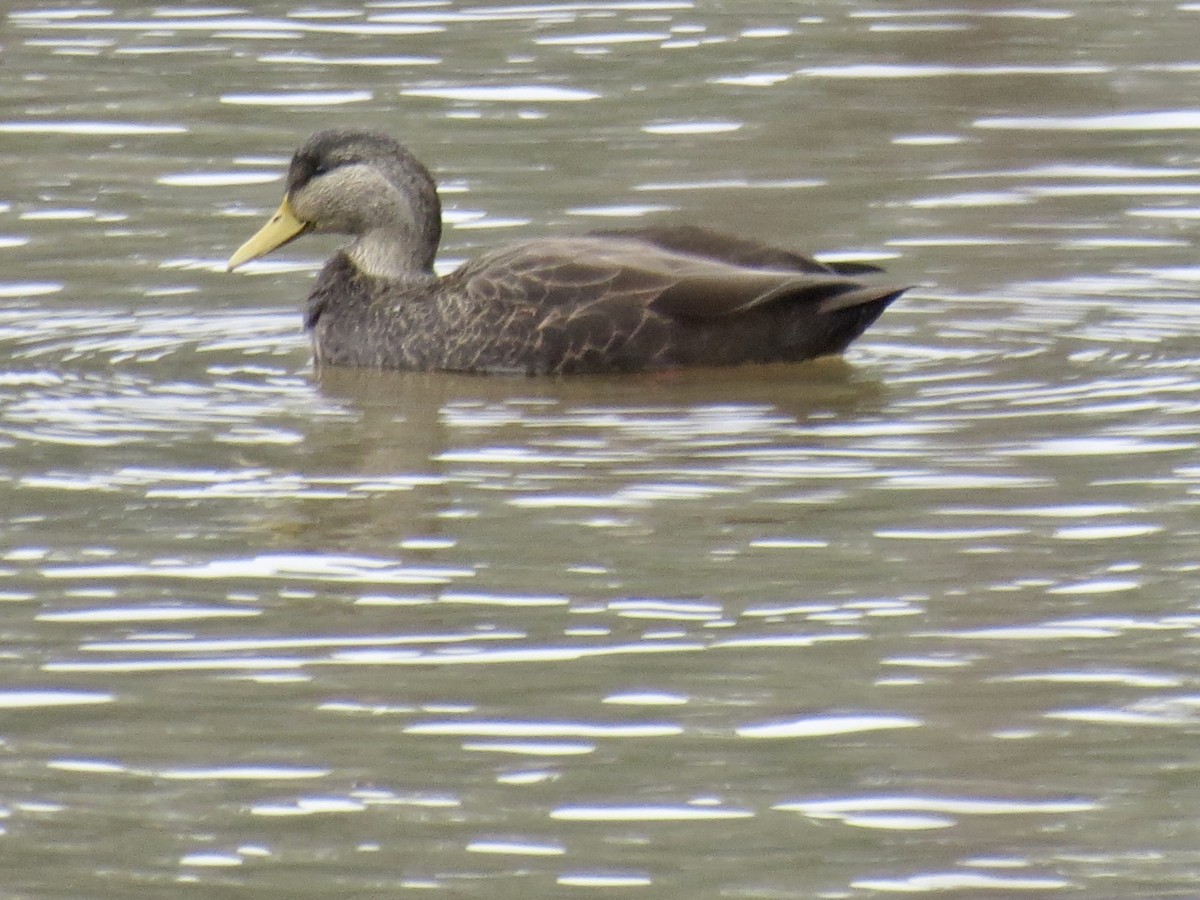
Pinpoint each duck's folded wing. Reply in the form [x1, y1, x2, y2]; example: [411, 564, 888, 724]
[589, 224, 887, 277]
[463, 237, 907, 322]
[587, 224, 838, 274]
[560, 230, 901, 320]
[649, 266, 907, 321]
[454, 237, 906, 372]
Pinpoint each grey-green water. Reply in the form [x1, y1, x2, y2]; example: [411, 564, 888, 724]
[3, 1, 1200, 896]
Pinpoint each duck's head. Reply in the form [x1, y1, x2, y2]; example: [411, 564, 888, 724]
[228, 129, 443, 279]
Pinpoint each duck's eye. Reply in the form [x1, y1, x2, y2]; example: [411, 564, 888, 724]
[312, 163, 330, 177]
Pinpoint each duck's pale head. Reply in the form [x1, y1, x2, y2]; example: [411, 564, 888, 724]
[228, 129, 443, 280]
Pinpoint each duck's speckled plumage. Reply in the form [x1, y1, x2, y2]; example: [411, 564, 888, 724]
[230, 129, 909, 375]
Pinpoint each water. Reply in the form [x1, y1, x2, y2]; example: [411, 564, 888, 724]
[3, 1, 1200, 896]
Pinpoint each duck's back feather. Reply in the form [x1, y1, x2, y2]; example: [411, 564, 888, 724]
[590, 224, 872, 274]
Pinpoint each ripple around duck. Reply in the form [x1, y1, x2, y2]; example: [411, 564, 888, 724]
[801, 63, 1109, 79]
[40, 554, 475, 586]
[550, 804, 754, 822]
[0, 282, 62, 297]
[0, 121, 187, 135]
[157, 172, 280, 187]
[736, 713, 922, 739]
[401, 85, 600, 102]
[404, 720, 684, 739]
[255, 51, 440, 66]
[179, 852, 242, 868]
[534, 31, 671, 46]
[220, 90, 374, 107]
[975, 111, 1200, 131]
[776, 795, 1099, 817]
[4, 384, 311, 448]
[330, 641, 706, 667]
[852, 872, 1074, 892]
[75, 631, 520, 655]
[848, 7, 1073, 19]
[15, 15, 444, 36]
[467, 839, 565, 856]
[369, 2, 692, 25]
[0, 306, 302, 366]
[461, 740, 596, 756]
[642, 120, 743, 135]
[156, 765, 330, 781]
[37, 606, 260, 624]
[556, 873, 653, 888]
[0, 690, 114, 709]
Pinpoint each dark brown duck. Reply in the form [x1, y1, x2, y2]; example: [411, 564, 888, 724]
[229, 129, 908, 375]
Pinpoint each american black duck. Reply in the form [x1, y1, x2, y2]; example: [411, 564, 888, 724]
[228, 129, 908, 375]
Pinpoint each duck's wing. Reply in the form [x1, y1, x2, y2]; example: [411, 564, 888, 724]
[579, 233, 905, 319]
[460, 235, 905, 322]
[588, 224, 885, 276]
[450, 235, 906, 373]
[647, 259, 904, 320]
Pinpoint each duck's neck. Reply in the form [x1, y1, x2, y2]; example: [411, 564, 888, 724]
[347, 227, 437, 284]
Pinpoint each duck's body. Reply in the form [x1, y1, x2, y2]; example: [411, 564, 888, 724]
[229, 129, 908, 375]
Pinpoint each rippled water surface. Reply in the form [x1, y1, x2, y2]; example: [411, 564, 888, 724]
[4, 1, 1200, 896]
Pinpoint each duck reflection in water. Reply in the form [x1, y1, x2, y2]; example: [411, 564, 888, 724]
[229, 129, 909, 376]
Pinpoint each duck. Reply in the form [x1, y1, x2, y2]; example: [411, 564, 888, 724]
[228, 129, 908, 375]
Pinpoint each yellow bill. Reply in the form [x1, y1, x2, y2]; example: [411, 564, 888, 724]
[227, 197, 309, 271]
